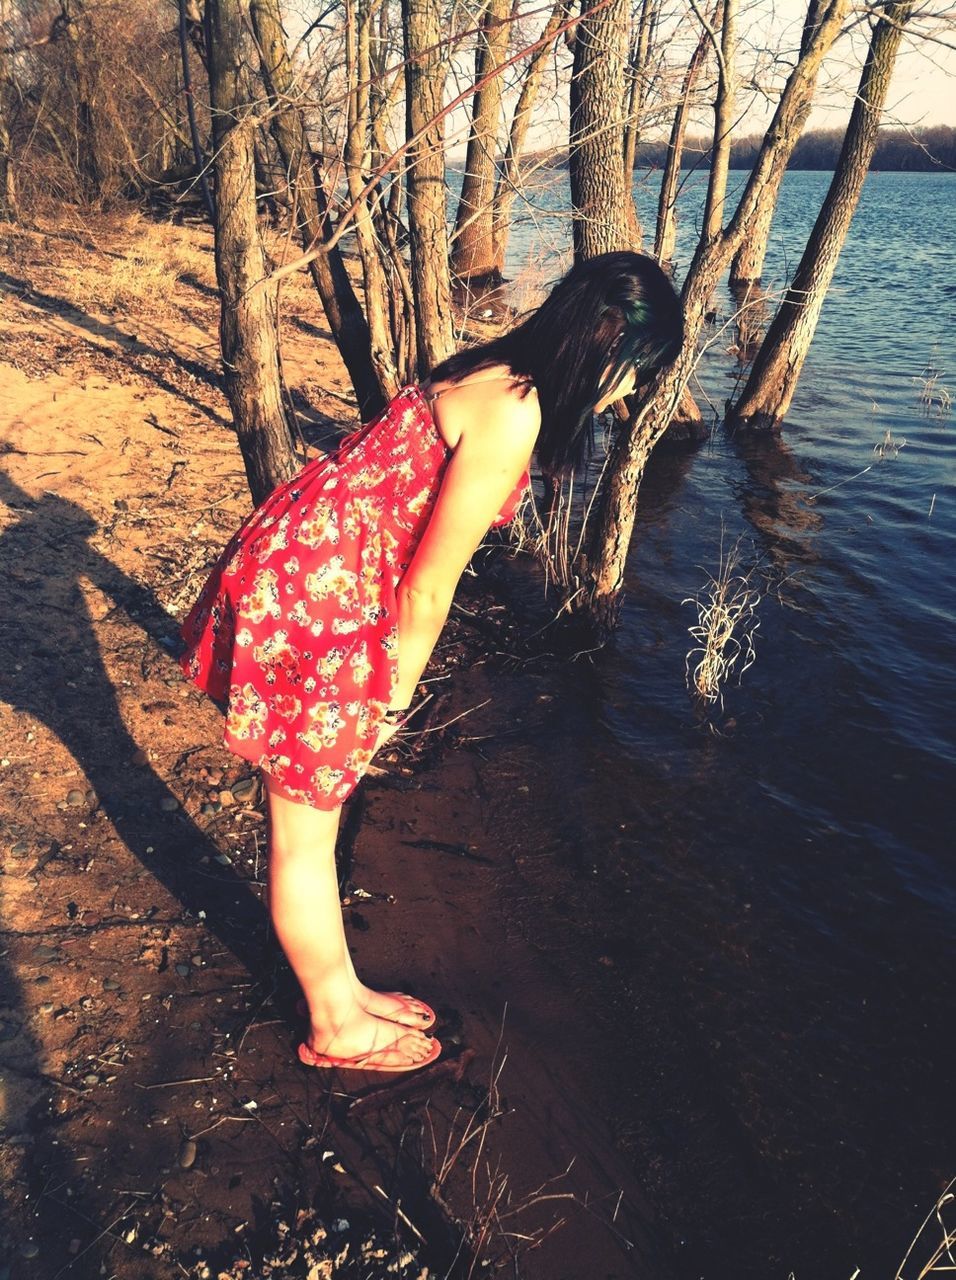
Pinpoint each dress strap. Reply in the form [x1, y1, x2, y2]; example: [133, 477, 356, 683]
[420, 375, 535, 405]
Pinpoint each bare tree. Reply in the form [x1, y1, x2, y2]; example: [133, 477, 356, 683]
[653, 5, 718, 264]
[402, 0, 454, 372]
[250, 0, 385, 420]
[206, 0, 296, 505]
[0, 0, 17, 220]
[621, 0, 660, 239]
[577, 0, 850, 634]
[492, 0, 569, 273]
[568, 0, 640, 257]
[730, 0, 916, 429]
[451, 0, 511, 282]
[344, 0, 400, 397]
[701, 0, 737, 241]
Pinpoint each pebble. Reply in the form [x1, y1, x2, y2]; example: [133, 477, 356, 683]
[218, 789, 235, 807]
[65, 789, 85, 806]
[200, 803, 217, 817]
[214, 853, 232, 867]
[102, 978, 120, 991]
[33, 944, 60, 963]
[82, 1073, 100, 1086]
[175, 963, 190, 977]
[10, 840, 28, 856]
[178, 1139, 198, 1169]
[19, 1240, 39, 1260]
[231, 777, 257, 802]
[38, 1002, 54, 1016]
[159, 796, 179, 812]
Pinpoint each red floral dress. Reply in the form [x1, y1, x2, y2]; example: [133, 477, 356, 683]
[178, 384, 529, 809]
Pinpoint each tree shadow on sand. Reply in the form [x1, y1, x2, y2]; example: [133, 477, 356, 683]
[0, 459, 294, 1265]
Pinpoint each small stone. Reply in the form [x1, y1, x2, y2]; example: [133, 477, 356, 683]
[178, 1139, 197, 1170]
[10, 840, 28, 856]
[218, 789, 235, 807]
[19, 1240, 40, 1260]
[200, 803, 217, 817]
[231, 777, 257, 802]
[80, 996, 94, 1010]
[33, 944, 59, 963]
[214, 853, 232, 867]
[83, 1073, 100, 1086]
[159, 796, 179, 812]
[175, 963, 190, 977]
[65, 789, 85, 806]
[38, 1002, 54, 1015]
[102, 978, 120, 991]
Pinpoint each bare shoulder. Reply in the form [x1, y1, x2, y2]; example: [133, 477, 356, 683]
[427, 363, 540, 452]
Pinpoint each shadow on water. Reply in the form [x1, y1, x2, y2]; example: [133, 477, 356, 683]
[0, 460, 284, 1262]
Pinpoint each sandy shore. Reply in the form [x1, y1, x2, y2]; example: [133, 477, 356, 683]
[0, 211, 674, 1278]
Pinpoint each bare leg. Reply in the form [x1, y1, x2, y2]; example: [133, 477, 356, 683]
[264, 778, 434, 1066]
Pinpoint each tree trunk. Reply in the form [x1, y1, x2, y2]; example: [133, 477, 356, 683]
[568, 0, 639, 258]
[729, 0, 825, 285]
[451, 0, 511, 282]
[402, 0, 454, 373]
[701, 0, 737, 241]
[61, 0, 103, 203]
[177, 0, 215, 221]
[344, 0, 399, 397]
[0, 41, 16, 220]
[729, 0, 913, 429]
[653, 5, 716, 264]
[621, 0, 659, 246]
[491, 0, 568, 273]
[207, 0, 296, 507]
[250, 0, 384, 420]
[576, 0, 850, 636]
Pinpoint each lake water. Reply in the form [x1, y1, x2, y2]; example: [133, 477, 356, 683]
[487, 169, 956, 1274]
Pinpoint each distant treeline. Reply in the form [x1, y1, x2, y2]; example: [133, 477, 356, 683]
[634, 126, 956, 172]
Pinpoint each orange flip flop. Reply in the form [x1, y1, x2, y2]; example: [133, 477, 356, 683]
[296, 995, 436, 1031]
[297, 1034, 442, 1073]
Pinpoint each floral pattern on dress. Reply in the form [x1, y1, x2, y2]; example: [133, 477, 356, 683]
[179, 385, 529, 809]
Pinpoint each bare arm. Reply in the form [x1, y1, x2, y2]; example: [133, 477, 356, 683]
[389, 395, 539, 708]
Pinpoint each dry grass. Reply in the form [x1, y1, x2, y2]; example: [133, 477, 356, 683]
[912, 356, 953, 417]
[892, 1178, 956, 1280]
[683, 531, 762, 706]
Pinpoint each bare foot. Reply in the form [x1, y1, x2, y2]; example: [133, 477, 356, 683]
[304, 1007, 435, 1069]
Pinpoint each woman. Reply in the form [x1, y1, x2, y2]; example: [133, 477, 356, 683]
[179, 251, 684, 1073]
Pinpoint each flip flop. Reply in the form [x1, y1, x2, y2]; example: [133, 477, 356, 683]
[296, 994, 436, 1031]
[297, 1034, 442, 1073]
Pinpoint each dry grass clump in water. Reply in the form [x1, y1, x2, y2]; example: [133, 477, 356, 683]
[683, 532, 761, 706]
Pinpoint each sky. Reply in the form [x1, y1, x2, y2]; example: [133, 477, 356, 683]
[438, 0, 956, 158]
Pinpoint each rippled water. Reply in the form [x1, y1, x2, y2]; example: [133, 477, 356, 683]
[495, 169, 956, 1272]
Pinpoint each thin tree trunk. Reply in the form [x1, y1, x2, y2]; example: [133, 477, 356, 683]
[568, 0, 639, 258]
[177, 0, 214, 221]
[206, 0, 296, 506]
[729, 0, 824, 286]
[344, 0, 399, 397]
[730, 0, 914, 429]
[451, 0, 511, 282]
[250, 0, 384, 420]
[402, 0, 453, 373]
[61, 0, 103, 203]
[653, 5, 717, 263]
[0, 30, 16, 219]
[621, 0, 659, 244]
[491, 0, 568, 273]
[578, 0, 850, 636]
[702, 0, 737, 241]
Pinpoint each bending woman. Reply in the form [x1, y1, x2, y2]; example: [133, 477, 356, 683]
[179, 251, 684, 1073]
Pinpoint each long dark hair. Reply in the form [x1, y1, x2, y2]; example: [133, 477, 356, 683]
[426, 252, 684, 475]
